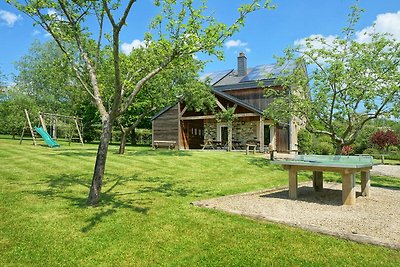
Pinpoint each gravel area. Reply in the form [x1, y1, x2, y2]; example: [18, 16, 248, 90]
[371, 164, 400, 178]
[193, 181, 400, 250]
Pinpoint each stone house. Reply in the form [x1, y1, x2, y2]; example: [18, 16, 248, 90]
[152, 53, 303, 153]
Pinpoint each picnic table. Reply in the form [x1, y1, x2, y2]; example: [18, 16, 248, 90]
[271, 155, 374, 205]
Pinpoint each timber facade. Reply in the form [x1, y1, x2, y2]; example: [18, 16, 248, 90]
[152, 53, 302, 153]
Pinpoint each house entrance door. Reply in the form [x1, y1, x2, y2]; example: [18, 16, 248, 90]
[221, 126, 228, 145]
[264, 125, 271, 146]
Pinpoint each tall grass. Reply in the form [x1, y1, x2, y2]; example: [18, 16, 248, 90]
[1, 137, 399, 266]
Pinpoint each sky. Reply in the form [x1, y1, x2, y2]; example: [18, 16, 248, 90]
[0, 0, 400, 84]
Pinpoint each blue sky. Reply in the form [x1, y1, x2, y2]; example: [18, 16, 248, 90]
[0, 0, 399, 84]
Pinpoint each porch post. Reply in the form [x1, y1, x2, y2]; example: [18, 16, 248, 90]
[269, 124, 275, 150]
[259, 116, 265, 152]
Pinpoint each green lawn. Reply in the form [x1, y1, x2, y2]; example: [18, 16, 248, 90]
[1, 137, 399, 266]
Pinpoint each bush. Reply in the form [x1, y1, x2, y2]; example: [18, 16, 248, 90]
[363, 148, 379, 155]
[135, 128, 152, 145]
[297, 129, 313, 154]
[314, 141, 335, 155]
[388, 146, 399, 153]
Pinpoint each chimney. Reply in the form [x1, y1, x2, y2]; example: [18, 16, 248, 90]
[237, 52, 247, 76]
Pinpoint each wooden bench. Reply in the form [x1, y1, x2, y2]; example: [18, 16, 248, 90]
[246, 144, 257, 155]
[153, 140, 176, 150]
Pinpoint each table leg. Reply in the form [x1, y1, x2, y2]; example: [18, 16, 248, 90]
[313, 171, 323, 192]
[361, 171, 370, 197]
[289, 167, 298, 199]
[342, 173, 356, 205]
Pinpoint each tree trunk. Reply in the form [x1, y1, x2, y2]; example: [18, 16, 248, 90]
[87, 119, 113, 205]
[335, 143, 343, 155]
[119, 127, 128, 154]
[227, 122, 232, 152]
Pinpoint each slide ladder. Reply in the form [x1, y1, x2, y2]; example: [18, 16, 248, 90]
[34, 127, 60, 148]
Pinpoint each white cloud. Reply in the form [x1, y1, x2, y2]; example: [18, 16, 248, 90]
[0, 10, 22, 27]
[294, 34, 337, 50]
[356, 11, 400, 43]
[225, 39, 248, 49]
[121, 39, 146, 55]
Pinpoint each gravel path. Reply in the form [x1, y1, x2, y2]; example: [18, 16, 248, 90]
[371, 164, 400, 178]
[193, 181, 400, 250]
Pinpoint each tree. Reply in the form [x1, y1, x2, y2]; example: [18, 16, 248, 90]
[371, 130, 399, 152]
[116, 43, 214, 154]
[8, 0, 273, 205]
[265, 3, 400, 154]
[0, 69, 5, 93]
[14, 40, 86, 115]
[0, 87, 40, 138]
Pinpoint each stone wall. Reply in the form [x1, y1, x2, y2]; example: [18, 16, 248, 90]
[204, 120, 258, 145]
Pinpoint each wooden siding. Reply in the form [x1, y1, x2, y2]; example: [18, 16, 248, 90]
[226, 86, 283, 111]
[153, 104, 179, 143]
[276, 124, 289, 153]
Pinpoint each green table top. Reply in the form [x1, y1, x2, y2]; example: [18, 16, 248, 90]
[271, 155, 374, 169]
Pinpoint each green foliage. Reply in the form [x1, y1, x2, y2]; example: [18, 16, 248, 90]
[215, 107, 236, 124]
[297, 128, 313, 154]
[265, 2, 400, 153]
[135, 128, 152, 145]
[313, 141, 335, 155]
[363, 148, 379, 155]
[0, 89, 40, 137]
[13, 40, 87, 114]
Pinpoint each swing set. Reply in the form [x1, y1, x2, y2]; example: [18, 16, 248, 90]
[20, 109, 84, 147]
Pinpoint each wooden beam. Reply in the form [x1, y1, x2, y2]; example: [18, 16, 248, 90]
[180, 106, 188, 117]
[215, 99, 226, 111]
[181, 112, 259, 120]
[24, 109, 36, 146]
[74, 118, 84, 145]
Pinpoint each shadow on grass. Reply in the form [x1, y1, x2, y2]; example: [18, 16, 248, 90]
[125, 149, 193, 157]
[136, 176, 209, 197]
[56, 149, 99, 157]
[32, 172, 208, 232]
[247, 157, 284, 170]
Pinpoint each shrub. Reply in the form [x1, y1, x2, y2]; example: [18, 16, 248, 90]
[297, 129, 313, 154]
[363, 148, 379, 155]
[314, 141, 335, 155]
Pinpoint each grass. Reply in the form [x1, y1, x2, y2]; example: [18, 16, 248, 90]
[1, 137, 400, 266]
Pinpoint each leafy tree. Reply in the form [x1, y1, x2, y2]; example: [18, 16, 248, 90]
[371, 130, 399, 152]
[8, 0, 273, 205]
[116, 43, 215, 154]
[14, 40, 86, 115]
[265, 3, 400, 154]
[0, 69, 6, 94]
[0, 87, 40, 138]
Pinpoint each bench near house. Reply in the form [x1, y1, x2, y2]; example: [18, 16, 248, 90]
[152, 53, 305, 153]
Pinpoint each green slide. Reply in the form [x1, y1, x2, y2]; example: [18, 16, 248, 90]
[34, 127, 60, 148]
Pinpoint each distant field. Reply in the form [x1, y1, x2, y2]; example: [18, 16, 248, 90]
[1, 137, 399, 266]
